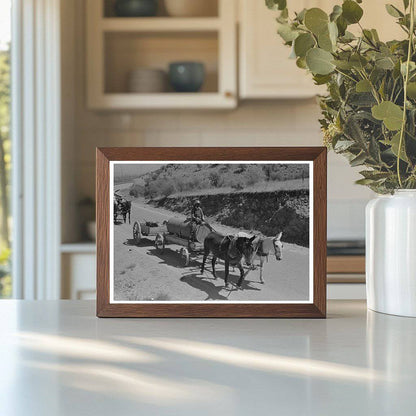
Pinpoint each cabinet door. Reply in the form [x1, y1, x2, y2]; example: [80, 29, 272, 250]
[239, 0, 321, 99]
[239, 0, 403, 99]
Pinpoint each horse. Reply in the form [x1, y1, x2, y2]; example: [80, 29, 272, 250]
[201, 232, 257, 289]
[254, 232, 283, 284]
[114, 200, 131, 224]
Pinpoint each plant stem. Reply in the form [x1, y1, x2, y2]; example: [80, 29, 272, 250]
[334, 68, 357, 83]
[397, 0, 415, 188]
[358, 69, 380, 104]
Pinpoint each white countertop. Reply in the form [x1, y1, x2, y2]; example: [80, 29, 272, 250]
[0, 300, 415, 415]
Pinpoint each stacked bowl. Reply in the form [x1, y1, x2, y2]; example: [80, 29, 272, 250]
[127, 68, 167, 93]
[164, 0, 217, 17]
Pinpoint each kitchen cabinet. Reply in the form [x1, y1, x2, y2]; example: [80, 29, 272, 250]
[86, 0, 237, 109]
[239, 0, 323, 99]
[61, 244, 96, 300]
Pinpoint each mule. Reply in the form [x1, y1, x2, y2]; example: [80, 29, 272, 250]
[236, 231, 283, 283]
[114, 200, 131, 224]
[254, 232, 283, 284]
[201, 232, 257, 289]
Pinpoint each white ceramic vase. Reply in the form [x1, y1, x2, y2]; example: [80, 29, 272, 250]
[366, 190, 416, 317]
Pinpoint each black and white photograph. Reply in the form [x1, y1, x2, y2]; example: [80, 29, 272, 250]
[110, 161, 313, 303]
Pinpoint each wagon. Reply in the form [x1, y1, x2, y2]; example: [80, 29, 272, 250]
[132, 220, 166, 249]
[154, 217, 212, 266]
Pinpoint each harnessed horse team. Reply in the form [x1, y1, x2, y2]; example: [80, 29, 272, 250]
[201, 229, 283, 289]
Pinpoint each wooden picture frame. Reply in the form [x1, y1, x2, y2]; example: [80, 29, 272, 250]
[97, 147, 327, 318]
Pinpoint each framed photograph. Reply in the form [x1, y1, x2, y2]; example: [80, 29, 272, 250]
[96, 147, 327, 318]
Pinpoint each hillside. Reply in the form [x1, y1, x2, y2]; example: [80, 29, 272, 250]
[128, 163, 309, 199]
[150, 189, 310, 247]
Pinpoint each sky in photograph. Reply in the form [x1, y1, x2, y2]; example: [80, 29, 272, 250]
[114, 163, 163, 181]
[0, 0, 11, 50]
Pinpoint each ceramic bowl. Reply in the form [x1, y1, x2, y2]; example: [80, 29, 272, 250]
[114, 0, 158, 17]
[127, 68, 167, 93]
[168, 62, 205, 93]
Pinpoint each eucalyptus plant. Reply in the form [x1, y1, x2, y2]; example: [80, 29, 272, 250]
[266, 0, 416, 193]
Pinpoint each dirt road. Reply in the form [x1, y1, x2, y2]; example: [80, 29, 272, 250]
[113, 199, 310, 302]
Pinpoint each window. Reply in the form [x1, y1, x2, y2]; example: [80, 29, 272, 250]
[0, 0, 11, 298]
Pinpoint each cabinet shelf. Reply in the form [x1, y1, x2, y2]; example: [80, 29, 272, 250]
[101, 17, 221, 32]
[89, 92, 235, 110]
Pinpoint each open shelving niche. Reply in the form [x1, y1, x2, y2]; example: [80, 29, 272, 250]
[86, 0, 237, 109]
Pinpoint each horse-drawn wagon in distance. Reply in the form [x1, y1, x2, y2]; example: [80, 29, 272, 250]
[132, 217, 212, 266]
[113, 191, 131, 224]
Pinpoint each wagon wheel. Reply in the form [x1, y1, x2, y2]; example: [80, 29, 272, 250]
[180, 247, 190, 267]
[155, 233, 165, 252]
[133, 221, 142, 245]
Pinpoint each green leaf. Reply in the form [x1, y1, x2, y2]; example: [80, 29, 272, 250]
[371, 67, 386, 85]
[355, 178, 377, 185]
[328, 21, 338, 45]
[313, 74, 332, 85]
[334, 139, 355, 152]
[349, 92, 376, 107]
[369, 136, 381, 162]
[295, 8, 307, 22]
[318, 31, 333, 52]
[356, 79, 372, 92]
[363, 29, 375, 44]
[382, 132, 409, 162]
[401, 61, 416, 76]
[330, 5, 343, 22]
[317, 22, 338, 53]
[360, 170, 391, 180]
[266, 0, 287, 11]
[340, 31, 356, 42]
[304, 8, 329, 35]
[375, 56, 395, 70]
[407, 82, 416, 99]
[372, 101, 404, 130]
[385, 4, 403, 18]
[342, 0, 363, 24]
[296, 57, 307, 69]
[403, 0, 410, 9]
[371, 29, 380, 42]
[393, 61, 402, 79]
[277, 23, 299, 42]
[276, 8, 289, 23]
[306, 48, 335, 75]
[350, 53, 368, 69]
[350, 152, 368, 167]
[294, 33, 315, 57]
[336, 15, 348, 36]
[344, 113, 368, 147]
[333, 59, 353, 70]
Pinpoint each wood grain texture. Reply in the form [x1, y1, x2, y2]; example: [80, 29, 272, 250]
[327, 274, 365, 283]
[327, 256, 365, 274]
[96, 147, 327, 318]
